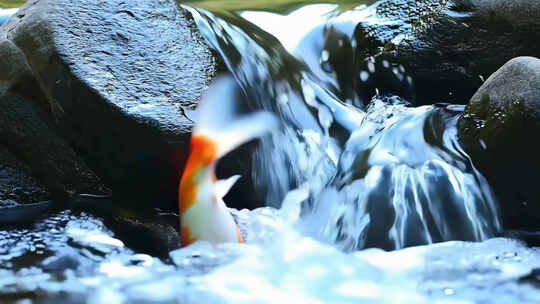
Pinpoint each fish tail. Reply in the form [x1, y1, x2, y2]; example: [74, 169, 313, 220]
[193, 76, 278, 160]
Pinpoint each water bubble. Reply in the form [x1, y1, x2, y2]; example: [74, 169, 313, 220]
[360, 71, 370, 82]
[321, 49, 330, 62]
[277, 93, 289, 105]
[406, 76, 413, 86]
[318, 104, 334, 132]
[443, 288, 455, 295]
[368, 61, 376, 73]
[479, 139, 487, 150]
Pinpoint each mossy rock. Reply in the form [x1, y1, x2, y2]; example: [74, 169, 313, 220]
[458, 56, 540, 231]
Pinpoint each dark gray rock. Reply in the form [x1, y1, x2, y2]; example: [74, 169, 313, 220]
[0, 145, 49, 206]
[458, 56, 540, 231]
[301, 0, 540, 105]
[108, 214, 181, 258]
[374, 0, 540, 104]
[463, 0, 540, 26]
[0, 10, 40, 99]
[2, 0, 218, 209]
[0, 88, 106, 199]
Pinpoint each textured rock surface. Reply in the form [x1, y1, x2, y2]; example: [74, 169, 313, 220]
[0, 88, 105, 200]
[458, 56, 540, 231]
[0, 9, 40, 100]
[465, 0, 540, 25]
[374, 0, 540, 104]
[300, 0, 540, 105]
[1, 0, 218, 209]
[0, 146, 49, 206]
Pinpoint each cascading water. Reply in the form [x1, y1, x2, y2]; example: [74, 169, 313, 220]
[183, 1, 500, 251]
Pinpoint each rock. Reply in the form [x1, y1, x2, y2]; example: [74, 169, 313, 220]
[458, 56, 540, 231]
[300, 0, 540, 105]
[375, 0, 540, 104]
[0, 10, 40, 99]
[108, 214, 181, 258]
[464, 0, 540, 26]
[0, 145, 49, 206]
[0, 88, 106, 200]
[1, 0, 220, 210]
[0, 128, 52, 225]
[67, 197, 181, 257]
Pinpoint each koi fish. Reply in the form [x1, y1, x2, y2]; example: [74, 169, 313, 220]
[179, 77, 277, 247]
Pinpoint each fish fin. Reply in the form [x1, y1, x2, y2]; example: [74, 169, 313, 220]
[236, 225, 243, 243]
[214, 175, 241, 200]
[193, 76, 278, 159]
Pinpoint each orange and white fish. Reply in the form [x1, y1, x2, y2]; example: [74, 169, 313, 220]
[178, 77, 277, 247]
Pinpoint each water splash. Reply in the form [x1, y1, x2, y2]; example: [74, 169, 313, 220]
[0, 8, 18, 25]
[301, 98, 500, 251]
[0, 210, 537, 303]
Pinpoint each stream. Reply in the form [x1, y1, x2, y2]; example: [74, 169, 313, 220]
[1, 1, 540, 303]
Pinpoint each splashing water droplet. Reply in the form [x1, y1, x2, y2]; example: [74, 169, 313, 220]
[360, 71, 370, 82]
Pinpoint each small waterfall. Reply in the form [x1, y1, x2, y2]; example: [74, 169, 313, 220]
[301, 98, 500, 251]
[183, 2, 501, 250]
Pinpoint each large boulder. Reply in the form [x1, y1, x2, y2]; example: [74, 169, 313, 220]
[299, 0, 540, 105]
[458, 56, 540, 231]
[377, 0, 540, 104]
[0, 0, 222, 210]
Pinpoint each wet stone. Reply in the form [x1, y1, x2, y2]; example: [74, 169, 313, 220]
[0, 147, 49, 206]
[2, 0, 218, 210]
[299, 0, 540, 105]
[458, 56, 540, 231]
[0, 88, 106, 201]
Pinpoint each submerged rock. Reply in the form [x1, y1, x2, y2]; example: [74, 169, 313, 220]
[0, 0, 220, 210]
[458, 56, 540, 231]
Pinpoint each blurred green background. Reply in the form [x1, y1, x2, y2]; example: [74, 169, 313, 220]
[181, 0, 374, 15]
[0, 0, 25, 8]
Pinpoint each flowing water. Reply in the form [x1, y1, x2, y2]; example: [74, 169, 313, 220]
[184, 1, 499, 250]
[0, 1, 24, 24]
[1, 1, 540, 303]
[0, 7, 17, 25]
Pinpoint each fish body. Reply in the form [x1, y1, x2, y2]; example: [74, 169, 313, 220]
[178, 77, 277, 247]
